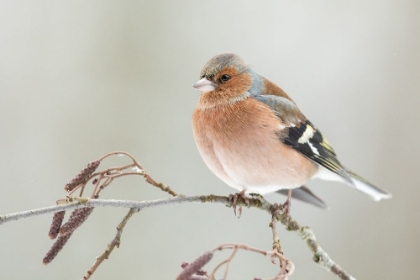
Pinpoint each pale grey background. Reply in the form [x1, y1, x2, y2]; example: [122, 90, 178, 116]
[0, 1, 419, 279]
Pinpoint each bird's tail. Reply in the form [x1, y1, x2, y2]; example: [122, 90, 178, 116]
[346, 170, 392, 201]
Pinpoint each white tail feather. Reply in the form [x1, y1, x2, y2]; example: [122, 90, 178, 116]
[347, 171, 392, 201]
[314, 166, 392, 201]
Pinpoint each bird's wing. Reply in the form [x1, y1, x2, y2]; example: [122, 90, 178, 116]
[253, 94, 353, 183]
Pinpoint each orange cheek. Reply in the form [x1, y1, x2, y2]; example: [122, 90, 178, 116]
[218, 73, 252, 98]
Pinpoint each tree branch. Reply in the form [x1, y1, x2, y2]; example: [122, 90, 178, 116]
[83, 208, 138, 280]
[0, 194, 355, 280]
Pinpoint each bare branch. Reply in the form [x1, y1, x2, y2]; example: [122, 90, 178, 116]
[269, 205, 289, 277]
[144, 173, 178, 197]
[83, 208, 138, 280]
[210, 243, 293, 280]
[0, 195, 354, 279]
[0, 195, 260, 225]
[298, 226, 355, 280]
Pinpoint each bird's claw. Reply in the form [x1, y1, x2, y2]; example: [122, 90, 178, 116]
[229, 190, 249, 218]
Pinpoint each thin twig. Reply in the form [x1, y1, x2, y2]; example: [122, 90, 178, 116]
[209, 246, 239, 279]
[83, 208, 138, 280]
[0, 195, 355, 279]
[210, 243, 293, 280]
[67, 152, 145, 197]
[143, 173, 178, 197]
[269, 204, 289, 278]
[270, 210, 282, 256]
[97, 151, 144, 169]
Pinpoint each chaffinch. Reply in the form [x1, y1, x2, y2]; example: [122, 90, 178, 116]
[192, 53, 391, 211]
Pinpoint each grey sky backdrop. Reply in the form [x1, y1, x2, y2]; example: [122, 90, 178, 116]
[0, 1, 419, 279]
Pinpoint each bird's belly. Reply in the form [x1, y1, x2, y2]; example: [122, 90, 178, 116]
[211, 135, 313, 194]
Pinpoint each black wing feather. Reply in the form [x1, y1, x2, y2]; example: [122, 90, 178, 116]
[283, 120, 352, 183]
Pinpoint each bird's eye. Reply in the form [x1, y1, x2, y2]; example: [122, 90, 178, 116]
[220, 74, 231, 82]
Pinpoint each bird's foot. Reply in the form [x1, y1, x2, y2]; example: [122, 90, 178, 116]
[229, 190, 249, 218]
[283, 189, 293, 225]
[273, 189, 293, 226]
[281, 201, 291, 225]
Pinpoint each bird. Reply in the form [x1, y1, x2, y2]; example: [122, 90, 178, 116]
[191, 53, 391, 214]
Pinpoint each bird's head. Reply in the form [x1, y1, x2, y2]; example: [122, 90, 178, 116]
[193, 53, 261, 99]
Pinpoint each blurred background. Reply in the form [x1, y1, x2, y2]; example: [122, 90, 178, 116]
[0, 0, 419, 279]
